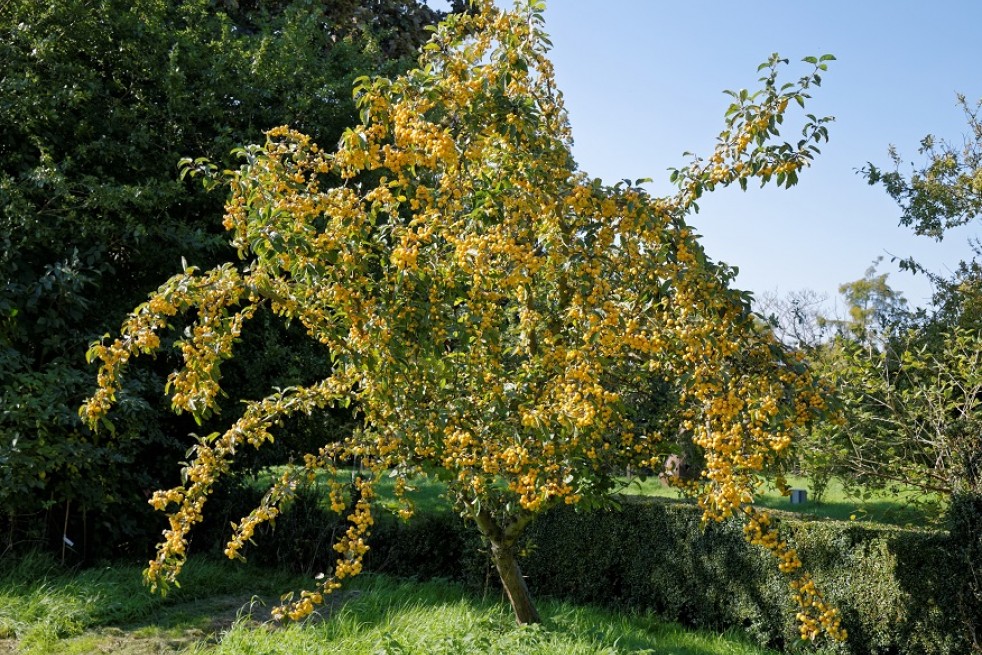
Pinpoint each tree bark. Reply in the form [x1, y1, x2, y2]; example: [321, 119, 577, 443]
[474, 508, 541, 625]
[489, 537, 541, 625]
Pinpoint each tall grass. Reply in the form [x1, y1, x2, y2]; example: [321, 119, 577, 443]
[0, 553, 101, 651]
[0, 553, 303, 654]
[0, 557, 778, 655]
[200, 575, 777, 655]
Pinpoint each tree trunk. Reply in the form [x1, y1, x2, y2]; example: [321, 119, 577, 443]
[474, 508, 541, 625]
[489, 537, 541, 625]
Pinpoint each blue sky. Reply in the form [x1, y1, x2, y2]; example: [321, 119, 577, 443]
[427, 1, 982, 309]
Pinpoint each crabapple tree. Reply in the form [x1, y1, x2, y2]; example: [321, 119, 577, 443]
[83, 0, 843, 640]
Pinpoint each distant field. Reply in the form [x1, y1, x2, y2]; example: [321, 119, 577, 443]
[616, 473, 946, 527]
[254, 466, 945, 528]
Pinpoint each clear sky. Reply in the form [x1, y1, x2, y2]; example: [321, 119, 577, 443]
[427, 1, 982, 309]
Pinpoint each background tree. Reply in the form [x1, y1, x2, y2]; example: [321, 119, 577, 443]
[863, 95, 982, 244]
[755, 288, 831, 350]
[793, 95, 982, 503]
[826, 258, 910, 344]
[0, 0, 447, 557]
[83, 0, 844, 641]
[801, 320, 981, 500]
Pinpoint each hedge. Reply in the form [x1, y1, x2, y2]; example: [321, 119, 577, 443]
[199, 483, 979, 654]
[520, 498, 970, 655]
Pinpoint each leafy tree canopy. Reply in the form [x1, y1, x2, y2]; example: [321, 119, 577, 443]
[0, 0, 446, 550]
[798, 96, 982, 502]
[864, 95, 982, 243]
[84, 0, 843, 641]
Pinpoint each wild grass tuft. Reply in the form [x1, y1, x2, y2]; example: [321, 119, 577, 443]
[0, 553, 305, 653]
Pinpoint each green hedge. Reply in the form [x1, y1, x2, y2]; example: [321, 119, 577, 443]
[520, 498, 970, 654]
[946, 494, 982, 652]
[196, 484, 978, 654]
[196, 479, 487, 583]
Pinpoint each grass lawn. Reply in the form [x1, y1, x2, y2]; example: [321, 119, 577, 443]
[615, 473, 946, 527]
[0, 556, 779, 655]
[266, 465, 945, 528]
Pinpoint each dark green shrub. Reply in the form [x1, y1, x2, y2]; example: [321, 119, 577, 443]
[522, 501, 792, 649]
[947, 493, 982, 651]
[195, 477, 344, 575]
[367, 512, 488, 589]
[520, 498, 973, 654]
[194, 480, 487, 591]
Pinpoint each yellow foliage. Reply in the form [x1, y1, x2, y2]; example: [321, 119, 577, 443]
[81, 0, 841, 640]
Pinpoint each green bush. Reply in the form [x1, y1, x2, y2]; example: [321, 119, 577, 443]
[195, 477, 344, 574]
[947, 493, 982, 652]
[520, 498, 971, 654]
[195, 478, 485, 585]
[522, 501, 792, 649]
[368, 512, 488, 589]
